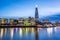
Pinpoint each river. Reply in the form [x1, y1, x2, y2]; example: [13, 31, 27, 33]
[0, 27, 60, 40]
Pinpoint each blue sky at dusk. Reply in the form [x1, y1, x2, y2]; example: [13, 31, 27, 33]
[0, 0, 60, 18]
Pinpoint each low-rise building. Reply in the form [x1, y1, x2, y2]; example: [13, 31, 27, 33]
[54, 21, 60, 26]
[0, 18, 8, 25]
[9, 18, 14, 25]
[18, 18, 24, 26]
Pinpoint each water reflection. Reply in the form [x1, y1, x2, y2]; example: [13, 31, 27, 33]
[0, 27, 60, 40]
[10, 28, 14, 39]
[54, 27, 57, 32]
[19, 28, 23, 37]
[0, 28, 4, 38]
[0, 28, 35, 40]
[39, 27, 60, 40]
[47, 28, 53, 37]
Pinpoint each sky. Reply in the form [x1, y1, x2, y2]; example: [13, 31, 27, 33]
[0, 0, 60, 18]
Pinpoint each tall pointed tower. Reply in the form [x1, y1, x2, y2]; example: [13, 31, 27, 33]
[35, 4, 39, 21]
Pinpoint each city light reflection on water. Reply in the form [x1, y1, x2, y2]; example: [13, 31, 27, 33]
[10, 28, 14, 39]
[19, 28, 22, 37]
[0, 28, 35, 40]
[0, 27, 60, 40]
[47, 28, 53, 37]
[0, 28, 4, 38]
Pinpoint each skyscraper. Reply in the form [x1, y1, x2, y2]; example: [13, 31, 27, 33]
[35, 4, 39, 21]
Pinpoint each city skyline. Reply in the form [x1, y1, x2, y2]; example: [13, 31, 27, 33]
[0, 0, 60, 18]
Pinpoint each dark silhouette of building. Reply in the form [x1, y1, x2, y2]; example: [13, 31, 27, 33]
[35, 5, 39, 21]
[35, 4, 41, 25]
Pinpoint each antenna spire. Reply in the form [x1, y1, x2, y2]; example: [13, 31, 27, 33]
[35, 4, 38, 8]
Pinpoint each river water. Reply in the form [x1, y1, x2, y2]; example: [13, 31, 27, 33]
[0, 27, 60, 40]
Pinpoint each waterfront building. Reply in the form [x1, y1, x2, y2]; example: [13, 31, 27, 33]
[10, 18, 14, 25]
[24, 19, 28, 26]
[42, 20, 53, 27]
[0, 18, 1, 25]
[31, 18, 35, 25]
[42, 20, 49, 23]
[54, 21, 60, 26]
[14, 20, 18, 25]
[18, 18, 24, 26]
[0, 18, 8, 25]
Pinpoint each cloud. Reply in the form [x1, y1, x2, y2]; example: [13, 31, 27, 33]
[38, 6, 60, 17]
